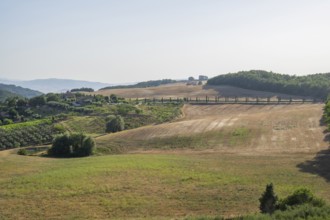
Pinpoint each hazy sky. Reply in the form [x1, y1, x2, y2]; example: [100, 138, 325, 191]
[1, 0, 330, 83]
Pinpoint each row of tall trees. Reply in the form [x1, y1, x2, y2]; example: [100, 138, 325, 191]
[207, 70, 330, 99]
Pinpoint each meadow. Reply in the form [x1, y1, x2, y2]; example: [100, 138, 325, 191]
[0, 83, 329, 219]
[0, 150, 329, 219]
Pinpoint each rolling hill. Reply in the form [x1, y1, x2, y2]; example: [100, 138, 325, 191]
[0, 83, 42, 102]
[0, 78, 112, 93]
[207, 70, 330, 99]
[96, 103, 327, 154]
[95, 82, 308, 99]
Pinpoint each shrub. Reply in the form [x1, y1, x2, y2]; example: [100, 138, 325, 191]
[106, 115, 125, 133]
[17, 148, 28, 155]
[48, 133, 72, 156]
[70, 133, 95, 157]
[48, 133, 95, 157]
[259, 183, 278, 214]
[277, 188, 325, 211]
[3, 118, 13, 125]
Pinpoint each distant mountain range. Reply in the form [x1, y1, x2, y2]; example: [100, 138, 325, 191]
[0, 78, 112, 93]
[0, 83, 42, 102]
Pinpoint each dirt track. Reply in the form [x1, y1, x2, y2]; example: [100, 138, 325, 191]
[97, 103, 328, 154]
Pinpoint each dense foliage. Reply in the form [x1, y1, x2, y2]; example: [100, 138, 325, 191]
[277, 188, 325, 211]
[323, 100, 330, 129]
[48, 133, 95, 157]
[106, 115, 125, 133]
[0, 89, 20, 102]
[99, 79, 177, 90]
[71, 87, 94, 92]
[207, 70, 330, 99]
[258, 185, 326, 217]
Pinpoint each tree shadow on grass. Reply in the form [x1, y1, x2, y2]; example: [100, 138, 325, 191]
[297, 113, 330, 182]
[297, 148, 330, 182]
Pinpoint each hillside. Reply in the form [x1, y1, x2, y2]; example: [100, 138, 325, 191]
[0, 83, 42, 101]
[1, 103, 329, 219]
[0, 78, 112, 93]
[95, 82, 308, 99]
[96, 103, 327, 154]
[207, 70, 330, 99]
[0, 89, 19, 102]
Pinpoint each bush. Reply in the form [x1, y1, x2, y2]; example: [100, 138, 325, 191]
[259, 183, 278, 214]
[48, 133, 95, 157]
[277, 188, 325, 211]
[106, 115, 125, 133]
[17, 148, 28, 155]
[70, 133, 95, 157]
[3, 118, 13, 125]
[48, 133, 72, 156]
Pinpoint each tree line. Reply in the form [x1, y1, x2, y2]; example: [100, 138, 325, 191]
[207, 70, 330, 100]
[99, 79, 177, 90]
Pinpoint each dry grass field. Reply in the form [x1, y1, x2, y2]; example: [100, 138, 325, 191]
[97, 103, 327, 155]
[95, 83, 307, 99]
[1, 87, 329, 219]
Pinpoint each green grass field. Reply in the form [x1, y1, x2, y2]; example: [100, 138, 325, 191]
[0, 151, 329, 219]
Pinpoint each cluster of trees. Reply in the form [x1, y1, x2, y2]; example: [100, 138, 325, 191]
[48, 133, 95, 157]
[207, 70, 330, 99]
[259, 183, 326, 215]
[323, 99, 330, 130]
[100, 79, 177, 90]
[71, 87, 94, 92]
[0, 92, 122, 126]
[106, 115, 125, 133]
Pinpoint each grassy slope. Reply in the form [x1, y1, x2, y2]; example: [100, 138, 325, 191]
[94, 83, 308, 99]
[95, 104, 327, 154]
[0, 101, 329, 219]
[0, 151, 329, 219]
[58, 103, 182, 138]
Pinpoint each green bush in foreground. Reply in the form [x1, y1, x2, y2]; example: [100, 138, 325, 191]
[48, 133, 95, 157]
[277, 188, 325, 211]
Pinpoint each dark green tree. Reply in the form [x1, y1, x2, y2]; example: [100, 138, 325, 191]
[8, 108, 19, 120]
[259, 183, 278, 214]
[48, 133, 95, 157]
[106, 115, 125, 133]
[29, 95, 46, 107]
[48, 133, 72, 156]
[70, 133, 95, 157]
[110, 94, 118, 103]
